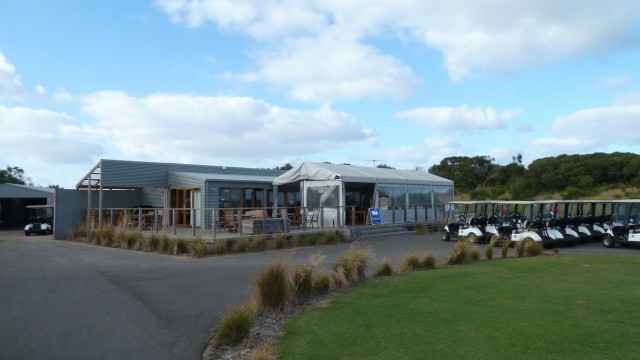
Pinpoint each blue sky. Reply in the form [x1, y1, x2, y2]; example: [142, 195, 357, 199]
[1, 0, 640, 188]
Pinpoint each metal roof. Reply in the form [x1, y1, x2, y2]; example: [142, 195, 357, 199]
[273, 162, 453, 186]
[0, 183, 55, 198]
[170, 171, 278, 183]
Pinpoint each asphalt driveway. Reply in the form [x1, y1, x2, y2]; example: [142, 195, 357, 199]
[1, 230, 637, 360]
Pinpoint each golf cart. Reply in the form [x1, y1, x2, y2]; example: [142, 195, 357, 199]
[602, 200, 640, 248]
[442, 201, 492, 244]
[489, 200, 529, 246]
[510, 200, 576, 248]
[24, 205, 54, 236]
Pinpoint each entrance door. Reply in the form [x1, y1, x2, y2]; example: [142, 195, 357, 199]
[171, 188, 193, 227]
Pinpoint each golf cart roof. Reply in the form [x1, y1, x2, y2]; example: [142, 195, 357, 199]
[26, 205, 54, 209]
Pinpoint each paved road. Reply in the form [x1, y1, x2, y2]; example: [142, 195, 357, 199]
[1, 230, 637, 360]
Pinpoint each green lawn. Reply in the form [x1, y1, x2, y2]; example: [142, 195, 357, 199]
[279, 255, 640, 360]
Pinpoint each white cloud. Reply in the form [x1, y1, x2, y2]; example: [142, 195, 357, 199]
[0, 52, 25, 101]
[35, 85, 47, 95]
[396, 105, 521, 131]
[156, 0, 640, 87]
[238, 35, 421, 103]
[611, 89, 640, 106]
[594, 76, 630, 89]
[0, 106, 104, 164]
[551, 105, 640, 145]
[52, 89, 74, 103]
[80, 91, 377, 164]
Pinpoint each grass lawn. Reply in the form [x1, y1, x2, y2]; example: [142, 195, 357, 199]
[279, 254, 640, 360]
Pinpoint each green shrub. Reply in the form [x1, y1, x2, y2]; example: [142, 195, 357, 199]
[374, 258, 394, 277]
[525, 241, 544, 257]
[233, 237, 251, 252]
[445, 241, 468, 265]
[190, 238, 207, 258]
[399, 251, 423, 272]
[501, 239, 511, 258]
[211, 303, 255, 347]
[312, 271, 331, 295]
[250, 235, 267, 251]
[414, 224, 427, 235]
[485, 243, 494, 260]
[254, 261, 291, 314]
[212, 240, 227, 255]
[174, 238, 188, 255]
[422, 250, 437, 269]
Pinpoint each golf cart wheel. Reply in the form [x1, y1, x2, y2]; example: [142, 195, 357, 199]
[442, 230, 450, 242]
[467, 233, 478, 244]
[603, 235, 615, 248]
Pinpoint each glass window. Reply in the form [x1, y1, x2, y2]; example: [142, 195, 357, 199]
[378, 185, 406, 208]
[408, 185, 431, 206]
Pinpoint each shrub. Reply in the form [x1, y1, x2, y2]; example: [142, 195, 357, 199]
[146, 233, 161, 252]
[250, 235, 267, 251]
[445, 241, 468, 265]
[414, 224, 428, 235]
[553, 247, 560, 254]
[399, 251, 423, 272]
[312, 271, 331, 295]
[374, 258, 394, 277]
[525, 241, 544, 257]
[212, 240, 227, 255]
[422, 250, 437, 269]
[254, 262, 291, 314]
[211, 303, 255, 347]
[190, 238, 207, 258]
[272, 234, 286, 249]
[501, 239, 511, 258]
[159, 236, 174, 254]
[233, 237, 251, 253]
[73, 224, 88, 240]
[89, 229, 100, 245]
[100, 225, 116, 247]
[174, 238, 188, 255]
[485, 242, 494, 260]
[123, 231, 142, 250]
[115, 229, 126, 247]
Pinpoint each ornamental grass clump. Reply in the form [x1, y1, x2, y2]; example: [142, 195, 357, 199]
[312, 271, 331, 295]
[501, 239, 511, 258]
[515, 240, 527, 258]
[212, 240, 227, 255]
[332, 245, 373, 283]
[160, 235, 174, 254]
[233, 237, 251, 253]
[525, 241, 544, 257]
[291, 252, 326, 302]
[398, 251, 423, 272]
[414, 224, 428, 235]
[145, 233, 161, 252]
[422, 250, 437, 269]
[190, 238, 207, 258]
[211, 303, 255, 347]
[445, 241, 468, 265]
[272, 234, 286, 249]
[485, 242, 495, 260]
[100, 225, 116, 247]
[320, 231, 340, 245]
[123, 231, 142, 250]
[254, 261, 291, 314]
[174, 237, 188, 255]
[250, 235, 267, 251]
[374, 258, 394, 277]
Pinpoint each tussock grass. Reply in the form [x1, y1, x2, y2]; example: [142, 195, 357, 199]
[485, 242, 494, 260]
[99, 225, 116, 247]
[444, 241, 468, 265]
[250, 235, 267, 251]
[330, 267, 350, 291]
[233, 237, 251, 253]
[212, 240, 227, 255]
[159, 235, 174, 254]
[174, 238, 188, 255]
[312, 271, 331, 295]
[320, 231, 340, 245]
[422, 250, 437, 269]
[399, 251, 423, 272]
[211, 303, 255, 347]
[123, 231, 142, 250]
[190, 238, 207, 258]
[515, 240, 527, 258]
[246, 343, 278, 360]
[254, 261, 291, 314]
[145, 233, 161, 252]
[414, 224, 428, 235]
[525, 241, 543, 257]
[272, 234, 286, 249]
[501, 239, 511, 258]
[332, 245, 374, 283]
[291, 252, 326, 303]
[374, 258, 394, 277]
[469, 245, 480, 262]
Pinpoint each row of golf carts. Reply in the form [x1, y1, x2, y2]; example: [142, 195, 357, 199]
[443, 200, 640, 249]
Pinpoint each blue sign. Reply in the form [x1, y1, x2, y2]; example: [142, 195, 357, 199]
[369, 208, 382, 225]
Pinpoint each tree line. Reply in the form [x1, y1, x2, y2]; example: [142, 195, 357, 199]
[428, 152, 640, 200]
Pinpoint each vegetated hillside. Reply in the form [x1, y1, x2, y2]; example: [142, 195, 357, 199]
[428, 152, 640, 200]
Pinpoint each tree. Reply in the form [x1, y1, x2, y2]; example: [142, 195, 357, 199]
[429, 156, 496, 193]
[274, 163, 294, 171]
[0, 166, 32, 185]
[376, 164, 394, 169]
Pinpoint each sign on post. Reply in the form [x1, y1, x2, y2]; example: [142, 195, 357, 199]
[368, 207, 382, 225]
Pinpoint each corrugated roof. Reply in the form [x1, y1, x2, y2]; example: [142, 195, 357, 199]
[273, 162, 453, 186]
[0, 183, 55, 198]
[171, 172, 278, 183]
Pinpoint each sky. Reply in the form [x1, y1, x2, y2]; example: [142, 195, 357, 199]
[1, 0, 640, 188]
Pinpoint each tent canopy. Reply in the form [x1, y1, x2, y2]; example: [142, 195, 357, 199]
[273, 162, 453, 186]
